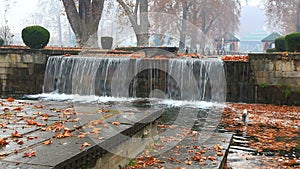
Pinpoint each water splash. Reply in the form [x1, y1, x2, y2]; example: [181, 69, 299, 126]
[43, 56, 226, 102]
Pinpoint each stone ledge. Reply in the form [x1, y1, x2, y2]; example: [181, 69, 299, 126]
[249, 53, 300, 60]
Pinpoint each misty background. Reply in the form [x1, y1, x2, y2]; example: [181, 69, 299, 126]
[0, 0, 269, 52]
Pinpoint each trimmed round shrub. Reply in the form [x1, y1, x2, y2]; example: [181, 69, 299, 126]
[286, 32, 300, 52]
[0, 37, 3, 46]
[274, 36, 286, 52]
[22, 26, 50, 49]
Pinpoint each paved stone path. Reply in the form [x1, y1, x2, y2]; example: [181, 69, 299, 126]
[0, 99, 232, 169]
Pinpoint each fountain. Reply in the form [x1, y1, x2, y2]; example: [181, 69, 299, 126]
[43, 54, 226, 102]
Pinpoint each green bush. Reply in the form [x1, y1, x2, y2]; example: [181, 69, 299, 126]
[22, 26, 50, 49]
[266, 48, 277, 53]
[274, 36, 286, 52]
[0, 37, 3, 46]
[286, 32, 300, 52]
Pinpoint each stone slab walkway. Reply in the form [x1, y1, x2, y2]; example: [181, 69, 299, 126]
[0, 99, 162, 168]
[0, 98, 232, 169]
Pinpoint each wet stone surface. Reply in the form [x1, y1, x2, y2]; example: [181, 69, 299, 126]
[0, 98, 232, 169]
[0, 98, 165, 168]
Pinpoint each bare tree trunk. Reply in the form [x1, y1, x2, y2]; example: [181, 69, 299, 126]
[200, 5, 207, 54]
[190, 10, 199, 52]
[117, 0, 149, 46]
[297, 2, 300, 32]
[179, 2, 189, 50]
[138, 0, 149, 46]
[62, 0, 104, 47]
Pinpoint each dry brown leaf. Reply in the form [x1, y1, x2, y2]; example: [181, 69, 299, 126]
[112, 121, 121, 125]
[78, 133, 86, 138]
[207, 156, 216, 161]
[27, 136, 38, 140]
[12, 131, 22, 138]
[169, 156, 175, 162]
[0, 138, 9, 145]
[82, 142, 91, 147]
[7, 97, 14, 102]
[214, 144, 220, 151]
[184, 160, 192, 165]
[13, 107, 22, 111]
[63, 131, 74, 137]
[0, 152, 8, 158]
[216, 151, 224, 156]
[17, 140, 24, 145]
[42, 139, 52, 145]
[23, 151, 36, 158]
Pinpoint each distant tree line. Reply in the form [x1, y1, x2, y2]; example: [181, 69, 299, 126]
[264, 0, 300, 33]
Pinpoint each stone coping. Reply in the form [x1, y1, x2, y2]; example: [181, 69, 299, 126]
[249, 53, 300, 60]
[0, 46, 133, 56]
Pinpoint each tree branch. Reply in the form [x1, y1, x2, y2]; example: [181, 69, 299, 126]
[62, 0, 81, 33]
[117, 0, 140, 33]
[205, 11, 223, 33]
[134, 0, 140, 21]
[91, 0, 105, 26]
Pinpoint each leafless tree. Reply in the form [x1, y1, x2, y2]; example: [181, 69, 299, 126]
[264, 0, 300, 33]
[0, 26, 13, 45]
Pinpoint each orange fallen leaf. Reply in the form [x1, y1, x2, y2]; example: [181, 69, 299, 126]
[82, 142, 91, 147]
[175, 159, 181, 163]
[42, 139, 52, 145]
[0, 138, 9, 145]
[23, 151, 36, 158]
[54, 133, 64, 139]
[169, 156, 175, 162]
[12, 131, 22, 138]
[91, 127, 101, 134]
[26, 120, 38, 125]
[17, 140, 24, 145]
[7, 97, 14, 102]
[112, 122, 121, 125]
[214, 144, 220, 151]
[184, 160, 192, 165]
[33, 105, 43, 109]
[216, 151, 224, 156]
[63, 131, 74, 137]
[0, 152, 8, 158]
[207, 156, 216, 161]
[200, 149, 206, 154]
[3, 107, 10, 112]
[13, 107, 22, 111]
[54, 131, 74, 139]
[42, 114, 49, 121]
[27, 136, 38, 140]
[54, 122, 64, 132]
[77, 133, 86, 138]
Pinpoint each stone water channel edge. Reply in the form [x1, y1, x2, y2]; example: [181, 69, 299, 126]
[0, 99, 233, 169]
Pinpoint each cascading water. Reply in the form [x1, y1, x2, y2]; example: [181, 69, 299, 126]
[43, 56, 226, 102]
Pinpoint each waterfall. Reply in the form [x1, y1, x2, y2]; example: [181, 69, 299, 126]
[43, 56, 226, 102]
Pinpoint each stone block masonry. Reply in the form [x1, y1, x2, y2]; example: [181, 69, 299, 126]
[248, 53, 300, 105]
[0, 52, 46, 96]
[0, 47, 81, 96]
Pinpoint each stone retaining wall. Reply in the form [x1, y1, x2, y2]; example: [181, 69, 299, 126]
[248, 53, 300, 105]
[224, 61, 256, 103]
[0, 50, 47, 95]
[1, 47, 300, 105]
[0, 47, 82, 96]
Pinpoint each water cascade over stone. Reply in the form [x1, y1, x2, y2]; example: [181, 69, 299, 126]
[43, 56, 226, 102]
